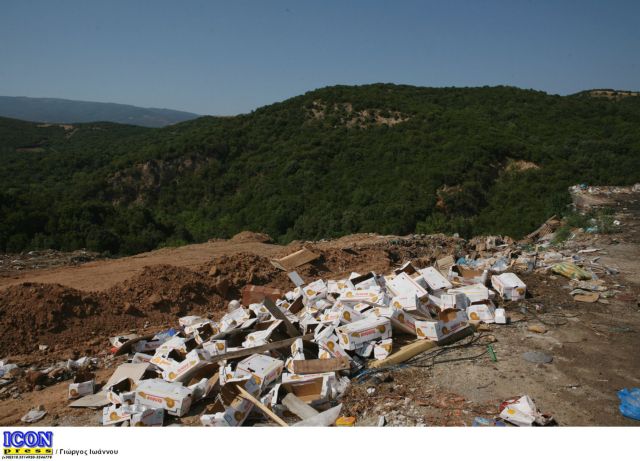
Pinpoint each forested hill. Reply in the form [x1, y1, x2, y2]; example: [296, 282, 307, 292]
[1, 84, 639, 255]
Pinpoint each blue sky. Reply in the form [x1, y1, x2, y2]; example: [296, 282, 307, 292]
[1, 0, 638, 115]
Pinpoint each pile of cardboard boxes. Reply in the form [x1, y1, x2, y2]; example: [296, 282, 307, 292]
[74, 259, 527, 427]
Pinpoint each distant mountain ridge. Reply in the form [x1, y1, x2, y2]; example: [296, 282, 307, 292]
[0, 84, 639, 256]
[0, 96, 200, 128]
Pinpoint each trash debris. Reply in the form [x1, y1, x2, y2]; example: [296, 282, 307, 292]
[335, 416, 356, 426]
[271, 248, 319, 271]
[293, 403, 343, 427]
[571, 290, 599, 303]
[491, 273, 526, 300]
[522, 351, 553, 364]
[68, 371, 95, 400]
[617, 388, 640, 421]
[551, 263, 592, 280]
[52, 219, 618, 428]
[472, 416, 506, 427]
[21, 406, 47, 423]
[499, 395, 554, 426]
[527, 324, 547, 334]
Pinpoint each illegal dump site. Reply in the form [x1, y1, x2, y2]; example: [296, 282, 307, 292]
[1, 185, 640, 427]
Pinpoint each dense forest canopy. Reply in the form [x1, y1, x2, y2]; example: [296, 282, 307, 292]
[1, 84, 639, 255]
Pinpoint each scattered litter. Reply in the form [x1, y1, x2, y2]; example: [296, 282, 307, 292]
[527, 324, 547, 334]
[377, 415, 386, 426]
[21, 406, 47, 423]
[522, 351, 553, 364]
[472, 416, 506, 427]
[551, 263, 592, 280]
[617, 388, 640, 421]
[335, 416, 356, 426]
[499, 395, 554, 426]
[571, 290, 600, 303]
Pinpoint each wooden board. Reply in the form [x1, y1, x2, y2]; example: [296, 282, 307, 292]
[263, 298, 300, 338]
[291, 357, 351, 374]
[270, 248, 319, 271]
[210, 334, 314, 362]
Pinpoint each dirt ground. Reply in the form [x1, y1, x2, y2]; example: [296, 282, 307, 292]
[1, 191, 639, 427]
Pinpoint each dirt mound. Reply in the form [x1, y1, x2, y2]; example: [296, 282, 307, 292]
[0, 234, 464, 358]
[230, 231, 273, 243]
[102, 264, 226, 316]
[202, 253, 287, 298]
[0, 266, 232, 357]
[0, 283, 106, 356]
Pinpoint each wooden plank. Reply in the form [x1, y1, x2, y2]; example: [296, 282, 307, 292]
[263, 298, 300, 338]
[211, 334, 314, 362]
[271, 248, 319, 271]
[291, 357, 350, 374]
[369, 339, 436, 368]
[288, 295, 304, 315]
[371, 326, 474, 368]
[235, 385, 288, 427]
[282, 393, 318, 420]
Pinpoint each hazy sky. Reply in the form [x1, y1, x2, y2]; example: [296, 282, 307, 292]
[1, 0, 638, 115]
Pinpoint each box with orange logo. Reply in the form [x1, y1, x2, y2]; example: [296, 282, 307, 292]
[414, 308, 468, 341]
[336, 317, 391, 350]
[202, 339, 227, 357]
[390, 309, 418, 334]
[491, 273, 527, 301]
[134, 379, 193, 417]
[161, 349, 209, 383]
[235, 354, 284, 389]
[466, 303, 496, 323]
[200, 377, 261, 426]
[338, 288, 387, 306]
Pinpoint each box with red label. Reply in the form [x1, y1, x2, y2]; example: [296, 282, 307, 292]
[161, 349, 209, 383]
[336, 317, 392, 350]
[134, 379, 193, 417]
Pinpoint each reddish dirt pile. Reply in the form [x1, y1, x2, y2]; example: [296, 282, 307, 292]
[0, 283, 105, 356]
[229, 231, 274, 243]
[0, 234, 465, 358]
[102, 264, 225, 316]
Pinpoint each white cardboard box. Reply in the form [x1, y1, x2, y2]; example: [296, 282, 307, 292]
[68, 379, 95, 400]
[386, 272, 428, 299]
[236, 354, 284, 389]
[336, 317, 392, 350]
[419, 267, 453, 291]
[415, 309, 469, 341]
[134, 379, 193, 417]
[281, 372, 335, 405]
[491, 273, 527, 301]
[466, 303, 496, 323]
[448, 283, 491, 304]
[390, 309, 418, 334]
[338, 288, 387, 306]
[374, 338, 393, 360]
[161, 349, 209, 383]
